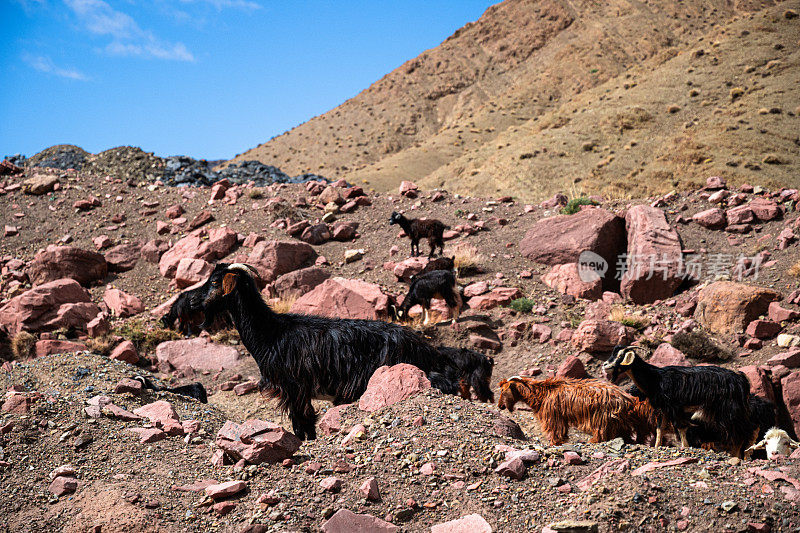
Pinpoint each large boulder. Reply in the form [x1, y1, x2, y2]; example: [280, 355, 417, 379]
[103, 287, 144, 318]
[216, 419, 301, 464]
[571, 319, 636, 354]
[155, 337, 244, 372]
[781, 371, 800, 438]
[174, 258, 213, 289]
[27, 245, 107, 286]
[358, 364, 431, 412]
[291, 278, 390, 320]
[739, 365, 775, 403]
[22, 172, 59, 195]
[392, 257, 430, 282]
[620, 205, 684, 304]
[243, 240, 316, 283]
[159, 227, 237, 278]
[270, 267, 330, 299]
[695, 282, 782, 334]
[0, 278, 101, 335]
[467, 287, 524, 311]
[104, 243, 141, 272]
[649, 343, 690, 367]
[520, 208, 625, 286]
[432, 514, 492, 533]
[541, 263, 602, 300]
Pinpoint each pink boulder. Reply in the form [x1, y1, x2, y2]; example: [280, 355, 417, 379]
[692, 208, 726, 229]
[270, 267, 330, 299]
[49, 476, 79, 496]
[35, 340, 87, 358]
[358, 364, 431, 412]
[649, 343, 690, 367]
[0, 278, 100, 336]
[291, 277, 390, 320]
[746, 319, 782, 339]
[243, 240, 316, 283]
[26, 245, 107, 286]
[542, 263, 602, 300]
[174, 258, 213, 289]
[556, 356, 588, 379]
[749, 198, 783, 221]
[769, 302, 800, 323]
[103, 287, 144, 318]
[739, 365, 775, 402]
[319, 405, 345, 435]
[104, 243, 140, 272]
[695, 282, 781, 334]
[431, 514, 493, 533]
[571, 319, 636, 353]
[204, 480, 247, 500]
[360, 477, 381, 501]
[467, 287, 523, 310]
[322, 509, 398, 533]
[155, 337, 244, 372]
[392, 257, 430, 281]
[781, 372, 800, 438]
[216, 419, 301, 464]
[159, 227, 237, 278]
[109, 340, 139, 364]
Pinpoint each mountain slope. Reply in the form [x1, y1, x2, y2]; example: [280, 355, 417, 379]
[229, 0, 793, 200]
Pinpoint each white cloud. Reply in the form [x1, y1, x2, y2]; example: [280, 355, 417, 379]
[65, 0, 195, 61]
[23, 53, 88, 80]
[179, 0, 261, 10]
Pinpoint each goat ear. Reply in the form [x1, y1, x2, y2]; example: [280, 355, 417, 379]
[621, 350, 636, 366]
[222, 272, 238, 296]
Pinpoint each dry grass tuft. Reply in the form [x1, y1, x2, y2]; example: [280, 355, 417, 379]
[452, 243, 485, 276]
[85, 335, 114, 356]
[609, 306, 650, 330]
[268, 295, 297, 314]
[789, 261, 800, 279]
[11, 331, 36, 360]
[211, 328, 241, 345]
[114, 319, 182, 355]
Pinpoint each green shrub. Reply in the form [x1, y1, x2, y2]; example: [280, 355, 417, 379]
[507, 298, 535, 313]
[560, 197, 599, 215]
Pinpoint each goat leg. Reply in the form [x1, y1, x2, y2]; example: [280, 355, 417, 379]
[678, 427, 689, 448]
[655, 427, 663, 448]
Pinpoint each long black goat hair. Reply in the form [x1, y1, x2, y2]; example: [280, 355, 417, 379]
[200, 262, 483, 440]
[604, 345, 756, 457]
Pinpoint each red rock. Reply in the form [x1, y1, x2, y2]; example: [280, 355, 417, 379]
[109, 340, 139, 364]
[159, 227, 237, 278]
[0, 278, 100, 336]
[530, 324, 552, 343]
[495, 456, 526, 479]
[182, 419, 201, 435]
[156, 221, 170, 235]
[769, 302, 800, 322]
[155, 337, 244, 372]
[420, 462, 436, 475]
[556, 356, 588, 378]
[739, 365, 775, 402]
[318, 186, 344, 205]
[2, 393, 39, 414]
[321, 509, 398, 533]
[104, 403, 142, 421]
[631, 457, 697, 476]
[174, 258, 213, 289]
[392, 257, 430, 281]
[210, 183, 228, 201]
[571, 319, 636, 353]
[104, 243, 140, 272]
[134, 400, 179, 426]
[114, 378, 143, 395]
[320, 476, 343, 492]
[86, 314, 110, 337]
[360, 477, 381, 501]
[399, 181, 418, 197]
[782, 371, 800, 437]
[233, 381, 258, 396]
[468, 287, 523, 310]
[431, 514, 492, 533]
[727, 205, 754, 225]
[692, 208, 726, 229]
[26, 245, 107, 286]
[319, 405, 345, 435]
[165, 204, 184, 219]
[300, 223, 331, 245]
[767, 349, 800, 368]
[141, 239, 169, 263]
[747, 524, 771, 533]
[542, 263, 602, 300]
[205, 480, 247, 500]
[49, 464, 76, 480]
[34, 340, 86, 358]
[695, 282, 781, 334]
[358, 364, 430, 412]
[706, 176, 727, 189]
[746, 319, 782, 339]
[470, 334, 502, 352]
[540, 193, 568, 208]
[93, 235, 112, 250]
[463, 281, 490, 297]
[213, 501, 236, 516]
[520, 208, 625, 279]
[126, 427, 167, 443]
[216, 419, 301, 464]
[621, 205, 684, 304]
[291, 277, 390, 320]
[286, 220, 310, 237]
[49, 476, 78, 496]
[563, 451, 583, 465]
[103, 287, 144, 317]
[749, 198, 783, 221]
[188, 209, 214, 230]
[339, 200, 358, 213]
[243, 240, 316, 283]
[271, 267, 330, 299]
[649, 343, 690, 367]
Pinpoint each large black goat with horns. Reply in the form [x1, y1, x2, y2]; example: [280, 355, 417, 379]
[200, 263, 492, 440]
[603, 345, 756, 458]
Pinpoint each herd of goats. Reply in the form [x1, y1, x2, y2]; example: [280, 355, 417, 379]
[158, 212, 798, 459]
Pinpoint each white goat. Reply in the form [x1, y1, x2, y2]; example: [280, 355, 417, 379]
[746, 428, 800, 460]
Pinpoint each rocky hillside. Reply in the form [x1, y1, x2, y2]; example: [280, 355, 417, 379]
[229, 0, 799, 201]
[2, 156, 800, 531]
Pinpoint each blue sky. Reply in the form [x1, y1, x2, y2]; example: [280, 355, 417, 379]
[1, 0, 495, 160]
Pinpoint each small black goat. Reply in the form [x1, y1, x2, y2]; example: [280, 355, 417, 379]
[395, 270, 462, 326]
[389, 211, 448, 257]
[603, 345, 756, 458]
[200, 262, 489, 440]
[688, 394, 777, 458]
[430, 346, 494, 402]
[162, 283, 230, 335]
[134, 375, 208, 403]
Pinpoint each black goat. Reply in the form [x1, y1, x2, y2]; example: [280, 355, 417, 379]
[161, 283, 230, 335]
[389, 211, 448, 257]
[687, 394, 776, 459]
[395, 270, 462, 326]
[199, 262, 488, 440]
[603, 345, 756, 458]
[419, 256, 455, 276]
[134, 375, 208, 403]
[430, 346, 494, 402]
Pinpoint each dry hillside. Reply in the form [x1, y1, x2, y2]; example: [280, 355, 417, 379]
[229, 0, 798, 201]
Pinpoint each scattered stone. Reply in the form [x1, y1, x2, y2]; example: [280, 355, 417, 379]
[216, 419, 301, 464]
[321, 509, 398, 533]
[359, 364, 431, 412]
[431, 513, 493, 533]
